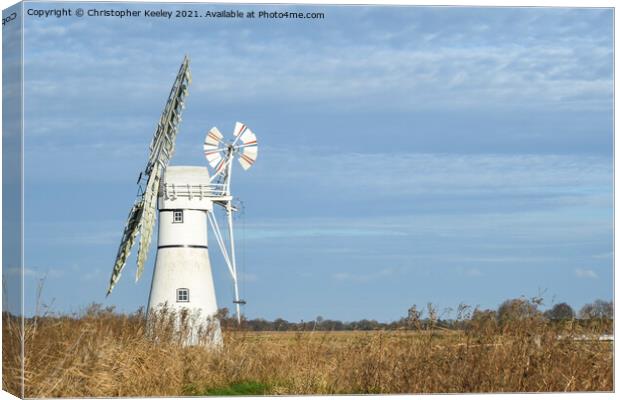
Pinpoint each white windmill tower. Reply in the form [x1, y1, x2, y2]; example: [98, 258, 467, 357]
[106, 57, 258, 346]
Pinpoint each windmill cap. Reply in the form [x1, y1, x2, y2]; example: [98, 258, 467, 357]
[163, 165, 211, 186]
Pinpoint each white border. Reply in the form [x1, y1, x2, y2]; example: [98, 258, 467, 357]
[0, 1, 615, 400]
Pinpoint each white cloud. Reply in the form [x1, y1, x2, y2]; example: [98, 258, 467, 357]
[332, 267, 399, 283]
[5, 267, 33, 277]
[332, 272, 351, 281]
[262, 147, 612, 202]
[25, 222, 125, 247]
[592, 252, 613, 259]
[4, 266, 65, 279]
[575, 268, 598, 279]
[244, 225, 406, 241]
[465, 268, 483, 277]
[238, 272, 258, 282]
[186, 39, 611, 112]
[22, 9, 612, 114]
[454, 266, 484, 277]
[244, 205, 610, 255]
[81, 268, 102, 282]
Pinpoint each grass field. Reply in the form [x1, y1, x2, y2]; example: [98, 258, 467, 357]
[2, 306, 613, 397]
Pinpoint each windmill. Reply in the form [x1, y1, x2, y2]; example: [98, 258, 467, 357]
[106, 56, 258, 345]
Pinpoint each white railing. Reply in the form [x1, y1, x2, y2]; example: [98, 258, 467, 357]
[161, 183, 228, 200]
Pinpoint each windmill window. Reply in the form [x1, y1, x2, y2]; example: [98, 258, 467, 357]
[173, 210, 184, 223]
[177, 288, 189, 302]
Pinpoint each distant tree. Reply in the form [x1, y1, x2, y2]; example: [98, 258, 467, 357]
[497, 298, 540, 326]
[273, 318, 289, 331]
[215, 307, 229, 320]
[407, 305, 422, 329]
[247, 318, 272, 331]
[351, 319, 380, 330]
[387, 318, 406, 330]
[215, 307, 235, 329]
[544, 303, 575, 321]
[427, 303, 438, 328]
[320, 319, 344, 331]
[471, 309, 497, 322]
[468, 309, 498, 333]
[579, 300, 613, 320]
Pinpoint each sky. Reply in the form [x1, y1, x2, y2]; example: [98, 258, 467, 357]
[11, 3, 614, 322]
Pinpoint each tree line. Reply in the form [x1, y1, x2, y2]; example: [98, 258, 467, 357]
[217, 298, 613, 331]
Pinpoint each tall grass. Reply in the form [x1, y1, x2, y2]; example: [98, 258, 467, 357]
[2, 304, 612, 397]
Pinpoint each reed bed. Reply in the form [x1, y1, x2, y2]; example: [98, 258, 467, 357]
[3, 305, 613, 397]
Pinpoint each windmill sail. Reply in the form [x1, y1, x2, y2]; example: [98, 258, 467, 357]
[145, 57, 192, 176]
[135, 169, 161, 281]
[239, 145, 258, 170]
[233, 122, 256, 144]
[203, 127, 225, 169]
[107, 200, 144, 295]
[107, 56, 192, 295]
[204, 122, 259, 177]
[233, 122, 258, 170]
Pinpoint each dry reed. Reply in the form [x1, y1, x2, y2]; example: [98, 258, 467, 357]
[2, 305, 613, 397]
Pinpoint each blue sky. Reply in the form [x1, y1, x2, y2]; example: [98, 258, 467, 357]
[17, 3, 613, 321]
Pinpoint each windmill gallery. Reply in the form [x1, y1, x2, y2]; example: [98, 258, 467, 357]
[106, 57, 258, 346]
